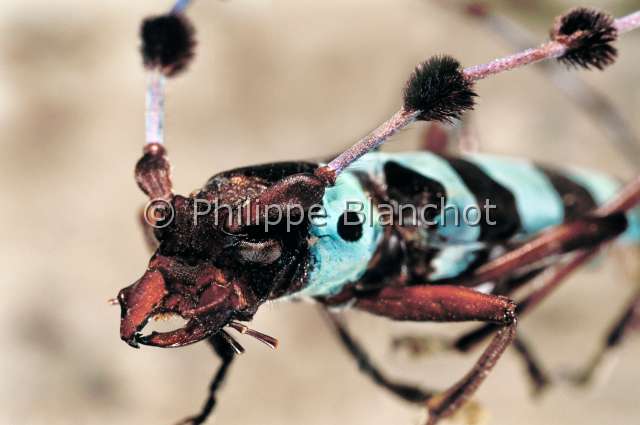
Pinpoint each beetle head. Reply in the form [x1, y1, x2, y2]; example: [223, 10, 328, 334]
[118, 252, 256, 348]
[118, 163, 326, 348]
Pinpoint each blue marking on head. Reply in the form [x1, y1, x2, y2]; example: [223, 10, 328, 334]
[299, 171, 382, 297]
[465, 154, 565, 234]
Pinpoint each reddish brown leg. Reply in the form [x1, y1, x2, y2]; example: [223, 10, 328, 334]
[393, 268, 551, 395]
[463, 175, 640, 288]
[321, 308, 434, 403]
[176, 332, 238, 425]
[394, 327, 550, 397]
[355, 286, 517, 425]
[570, 286, 640, 386]
[391, 267, 546, 352]
[451, 198, 635, 351]
[455, 248, 599, 352]
[466, 216, 624, 287]
[511, 334, 551, 396]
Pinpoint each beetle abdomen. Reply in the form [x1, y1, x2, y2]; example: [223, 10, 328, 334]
[294, 151, 639, 299]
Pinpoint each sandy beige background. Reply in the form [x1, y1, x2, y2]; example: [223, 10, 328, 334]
[1, 0, 640, 424]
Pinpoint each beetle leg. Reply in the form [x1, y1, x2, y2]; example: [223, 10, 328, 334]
[354, 285, 517, 425]
[320, 307, 434, 403]
[391, 268, 545, 356]
[569, 286, 640, 386]
[392, 331, 550, 397]
[466, 215, 625, 286]
[455, 248, 600, 352]
[465, 174, 640, 287]
[392, 333, 451, 358]
[511, 334, 551, 396]
[392, 264, 551, 395]
[176, 332, 238, 425]
[445, 199, 634, 368]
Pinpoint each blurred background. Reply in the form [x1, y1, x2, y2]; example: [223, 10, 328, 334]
[1, 0, 640, 424]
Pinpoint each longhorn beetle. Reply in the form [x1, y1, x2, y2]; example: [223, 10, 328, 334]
[115, 1, 640, 424]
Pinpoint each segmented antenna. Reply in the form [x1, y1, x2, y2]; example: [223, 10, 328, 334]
[228, 321, 279, 350]
[552, 8, 618, 70]
[141, 0, 196, 146]
[317, 8, 640, 184]
[404, 55, 477, 122]
[454, 3, 640, 171]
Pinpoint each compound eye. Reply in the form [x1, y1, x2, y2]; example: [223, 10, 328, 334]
[236, 239, 282, 265]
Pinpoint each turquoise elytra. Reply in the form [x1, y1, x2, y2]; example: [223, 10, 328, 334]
[428, 243, 485, 280]
[565, 167, 640, 243]
[294, 151, 640, 299]
[299, 151, 482, 297]
[463, 153, 566, 234]
[297, 171, 382, 297]
[355, 152, 482, 243]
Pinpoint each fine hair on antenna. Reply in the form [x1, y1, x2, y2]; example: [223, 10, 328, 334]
[552, 7, 618, 70]
[315, 7, 640, 185]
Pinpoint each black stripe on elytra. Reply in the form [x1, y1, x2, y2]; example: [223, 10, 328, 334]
[443, 156, 521, 241]
[383, 161, 447, 224]
[349, 169, 411, 289]
[537, 166, 597, 222]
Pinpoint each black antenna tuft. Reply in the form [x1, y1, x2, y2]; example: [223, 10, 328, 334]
[141, 13, 196, 77]
[403, 55, 477, 122]
[552, 8, 618, 70]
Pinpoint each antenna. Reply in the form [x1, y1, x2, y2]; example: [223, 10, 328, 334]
[141, 0, 197, 146]
[316, 8, 640, 185]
